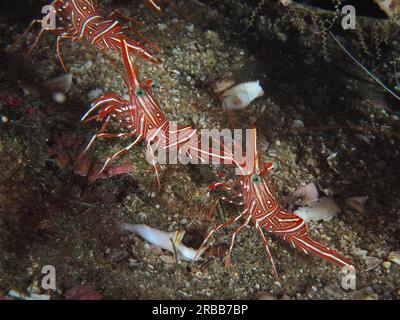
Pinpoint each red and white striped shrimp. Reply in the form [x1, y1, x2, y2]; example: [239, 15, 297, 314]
[15, 0, 161, 71]
[195, 128, 353, 277]
[81, 35, 195, 187]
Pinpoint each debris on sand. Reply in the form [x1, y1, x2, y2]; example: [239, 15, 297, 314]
[294, 197, 341, 222]
[221, 81, 264, 110]
[119, 223, 205, 261]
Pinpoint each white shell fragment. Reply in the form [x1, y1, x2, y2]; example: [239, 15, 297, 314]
[119, 223, 205, 261]
[221, 81, 264, 110]
[294, 197, 341, 222]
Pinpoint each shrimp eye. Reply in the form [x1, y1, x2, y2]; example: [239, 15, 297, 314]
[251, 174, 261, 184]
[135, 88, 145, 97]
[151, 80, 158, 89]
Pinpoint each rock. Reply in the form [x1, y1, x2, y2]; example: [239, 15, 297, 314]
[291, 119, 305, 131]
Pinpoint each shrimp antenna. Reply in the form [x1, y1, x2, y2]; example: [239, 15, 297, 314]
[329, 31, 400, 101]
[394, 59, 400, 90]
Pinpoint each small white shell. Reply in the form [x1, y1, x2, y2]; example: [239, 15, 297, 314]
[119, 223, 205, 261]
[222, 81, 264, 110]
[294, 197, 340, 222]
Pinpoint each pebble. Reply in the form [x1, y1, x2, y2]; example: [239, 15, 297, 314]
[84, 60, 93, 69]
[291, 119, 305, 131]
[158, 23, 167, 31]
[138, 212, 147, 220]
[128, 259, 139, 266]
[186, 24, 194, 32]
[88, 89, 103, 101]
[52, 92, 66, 104]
